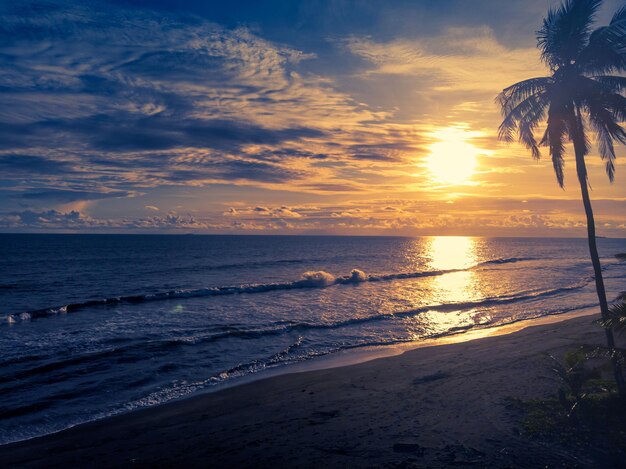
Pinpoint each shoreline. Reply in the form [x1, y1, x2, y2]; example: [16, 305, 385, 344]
[2, 308, 623, 467]
[1, 306, 599, 448]
[256, 306, 601, 373]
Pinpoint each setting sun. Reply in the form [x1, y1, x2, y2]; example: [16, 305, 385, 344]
[427, 128, 479, 185]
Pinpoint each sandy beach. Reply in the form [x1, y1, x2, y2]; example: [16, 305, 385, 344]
[1, 312, 624, 468]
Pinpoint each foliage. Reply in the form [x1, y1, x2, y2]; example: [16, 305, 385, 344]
[498, 0, 626, 187]
[548, 348, 601, 416]
[512, 392, 626, 449]
[508, 347, 626, 453]
[601, 302, 626, 334]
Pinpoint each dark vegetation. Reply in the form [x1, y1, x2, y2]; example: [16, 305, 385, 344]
[511, 347, 626, 453]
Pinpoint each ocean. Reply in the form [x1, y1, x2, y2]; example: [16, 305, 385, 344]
[1, 234, 626, 444]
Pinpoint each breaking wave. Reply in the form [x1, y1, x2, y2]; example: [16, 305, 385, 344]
[3, 256, 536, 324]
[0, 279, 594, 389]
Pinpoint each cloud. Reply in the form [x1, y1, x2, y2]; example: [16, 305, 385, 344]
[234, 205, 302, 218]
[19, 189, 131, 202]
[0, 0, 420, 204]
[213, 160, 304, 183]
[3, 196, 626, 236]
[125, 213, 203, 229]
[0, 154, 72, 174]
[0, 209, 215, 231]
[341, 27, 545, 93]
[0, 116, 326, 160]
[274, 206, 302, 218]
[0, 209, 98, 229]
[300, 183, 363, 193]
[22, 115, 326, 153]
[1, 1, 624, 235]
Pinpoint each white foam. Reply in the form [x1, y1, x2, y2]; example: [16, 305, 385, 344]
[347, 269, 368, 283]
[298, 271, 336, 287]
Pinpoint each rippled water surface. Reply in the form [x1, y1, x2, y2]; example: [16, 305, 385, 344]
[1, 234, 626, 444]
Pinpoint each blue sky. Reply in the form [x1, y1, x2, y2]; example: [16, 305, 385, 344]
[2, 0, 626, 235]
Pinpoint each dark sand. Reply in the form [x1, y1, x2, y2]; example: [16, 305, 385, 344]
[1, 314, 624, 468]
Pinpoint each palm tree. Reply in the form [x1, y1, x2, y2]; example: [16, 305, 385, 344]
[497, 0, 626, 395]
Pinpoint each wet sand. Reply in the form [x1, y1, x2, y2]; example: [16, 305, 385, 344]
[1, 313, 623, 468]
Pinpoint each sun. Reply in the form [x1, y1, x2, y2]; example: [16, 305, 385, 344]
[426, 128, 479, 185]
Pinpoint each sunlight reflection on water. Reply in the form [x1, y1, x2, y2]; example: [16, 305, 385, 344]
[427, 236, 477, 271]
[402, 236, 489, 337]
[428, 236, 481, 303]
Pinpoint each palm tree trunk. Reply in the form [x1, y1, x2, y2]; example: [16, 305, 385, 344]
[572, 114, 625, 396]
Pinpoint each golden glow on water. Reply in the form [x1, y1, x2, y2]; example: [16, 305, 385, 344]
[411, 236, 487, 336]
[427, 236, 477, 271]
[428, 237, 480, 304]
[431, 270, 477, 304]
[426, 128, 479, 185]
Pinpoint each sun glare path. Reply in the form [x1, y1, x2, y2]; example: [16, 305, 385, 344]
[426, 127, 479, 185]
[427, 237, 485, 325]
[401, 237, 486, 338]
[428, 236, 480, 303]
[428, 236, 477, 271]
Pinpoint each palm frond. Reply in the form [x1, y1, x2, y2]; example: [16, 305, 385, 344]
[551, 146, 566, 188]
[540, 104, 569, 187]
[579, 32, 626, 73]
[497, 77, 552, 114]
[519, 121, 542, 159]
[601, 303, 626, 334]
[537, 0, 603, 69]
[590, 75, 626, 93]
[611, 5, 626, 25]
[579, 6, 626, 74]
[499, 1, 626, 189]
[597, 123, 616, 181]
[584, 97, 626, 182]
[518, 93, 549, 159]
[582, 76, 626, 122]
[498, 91, 548, 143]
[603, 91, 626, 122]
[577, 76, 626, 181]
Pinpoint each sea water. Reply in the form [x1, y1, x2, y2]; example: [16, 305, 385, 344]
[1, 234, 626, 444]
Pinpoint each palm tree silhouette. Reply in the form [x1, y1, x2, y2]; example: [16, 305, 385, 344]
[497, 0, 626, 394]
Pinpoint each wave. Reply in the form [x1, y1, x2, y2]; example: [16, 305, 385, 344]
[0, 289, 600, 446]
[148, 257, 316, 275]
[479, 256, 533, 265]
[0, 276, 594, 387]
[109, 297, 600, 417]
[148, 296, 600, 384]
[2, 256, 537, 324]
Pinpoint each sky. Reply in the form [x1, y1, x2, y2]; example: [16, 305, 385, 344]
[2, 0, 626, 236]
